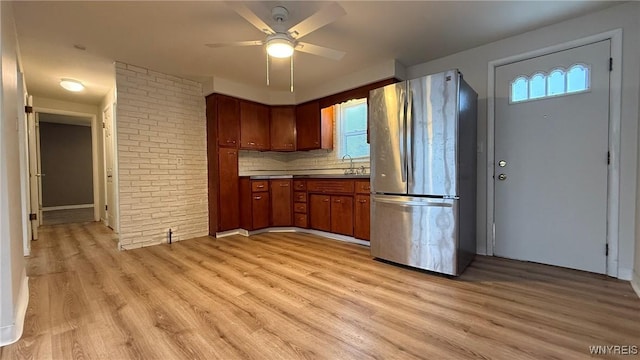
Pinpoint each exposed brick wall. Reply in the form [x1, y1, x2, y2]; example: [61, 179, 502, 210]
[115, 62, 207, 249]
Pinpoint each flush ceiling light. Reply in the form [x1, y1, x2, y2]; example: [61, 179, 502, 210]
[60, 79, 84, 92]
[266, 35, 294, 58]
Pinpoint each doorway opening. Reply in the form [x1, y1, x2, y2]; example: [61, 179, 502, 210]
[34, 111, 100, 226]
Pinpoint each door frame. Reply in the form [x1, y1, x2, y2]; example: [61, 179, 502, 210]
[102, 101, 120, 235]
[486, 29, 622, 278]
[34, 107, 101, 223]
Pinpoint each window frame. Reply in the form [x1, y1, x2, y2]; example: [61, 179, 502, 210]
[509, 63, 591, 104]
[336, 98, 369, 160]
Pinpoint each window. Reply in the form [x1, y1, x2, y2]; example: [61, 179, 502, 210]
[337, 98, 369, 159]
[510, 63, 590, 104]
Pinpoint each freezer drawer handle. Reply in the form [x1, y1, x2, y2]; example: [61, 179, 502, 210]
[374, 197, 453, 207]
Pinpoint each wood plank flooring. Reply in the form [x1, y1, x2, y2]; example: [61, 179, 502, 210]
[2, 222, 639, 359]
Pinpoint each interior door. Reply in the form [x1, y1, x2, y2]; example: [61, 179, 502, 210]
[104, 104, 116, 230]
[494, 40, 610, 274]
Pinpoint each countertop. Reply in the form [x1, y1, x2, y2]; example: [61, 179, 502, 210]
[247, 174, 370, 180]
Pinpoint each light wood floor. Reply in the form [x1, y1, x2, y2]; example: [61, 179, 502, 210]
[2, 222, 639, 360]
[42, 208, 94, 226]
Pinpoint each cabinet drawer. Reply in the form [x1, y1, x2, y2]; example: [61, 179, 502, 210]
[294, 203, 307, 213]
[293, 180, 307, 191]
[294, 192, 307, 203]
[294, 213, 308, 228]
[251, 180, 268, 192]
[307, 180, 354, 194]
[355, 180, 371, 194]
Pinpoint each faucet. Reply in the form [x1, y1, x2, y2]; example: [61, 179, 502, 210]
[341, 154, 354, 175]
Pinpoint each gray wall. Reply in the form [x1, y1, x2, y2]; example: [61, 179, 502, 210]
[40, 121, 93, 207]
[406, 1, 639, 279]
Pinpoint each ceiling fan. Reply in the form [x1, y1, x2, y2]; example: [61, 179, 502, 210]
[206, 2, 347, 92]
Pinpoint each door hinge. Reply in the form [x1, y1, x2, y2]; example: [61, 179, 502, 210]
[29, 213, 37, 221]
[102, 122, 106, 129]
[25, 105, 33, 114]
[605, 243, 609, 256]
[609, 57, 613, 72]
[105, 205, 108, 211]
[607, 151, 610, 165]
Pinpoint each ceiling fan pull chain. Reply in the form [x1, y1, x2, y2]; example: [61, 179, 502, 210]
[266, 50, 270, 86]
[290, 54, 294, 92]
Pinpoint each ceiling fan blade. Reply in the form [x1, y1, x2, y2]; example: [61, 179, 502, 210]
[225, 1, 274, 35]
[287, 2, 346, 39]
[296, 42, 345, 61]
[205, 40, 264, 48]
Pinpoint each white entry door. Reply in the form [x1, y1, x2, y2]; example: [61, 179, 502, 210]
[494, 40, 610, 274]
[104, 104, 117, 230]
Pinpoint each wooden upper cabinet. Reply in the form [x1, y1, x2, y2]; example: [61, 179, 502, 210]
[295, 101, 332, 151]
[217, 95, 240, 148]
[270, 106, 296, 151]
[240, 100, 270, 151]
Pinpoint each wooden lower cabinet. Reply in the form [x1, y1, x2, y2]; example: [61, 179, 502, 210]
[354, 194, 370, 240]
[251, 192, 270, 229]
[309, 194, 331, 232]
[270, 179, 292, 226]
[331, 196, 353, 236]
[240, 178, 269, 231]
[218, 147, 239, 231]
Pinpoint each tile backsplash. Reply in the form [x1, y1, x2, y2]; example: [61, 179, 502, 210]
[238, 149, 370, 176]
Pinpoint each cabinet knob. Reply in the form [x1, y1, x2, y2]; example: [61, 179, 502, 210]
[249, 142, 256, 145]
[335, 200, 342, 203]
[254, 196, 262, 200]
[280, 183, 289, 187]
[256, 184, 264, 188]
[314, 141, 319, 145]
[323, 199, 329, 202]
[359, 200, 367, 203]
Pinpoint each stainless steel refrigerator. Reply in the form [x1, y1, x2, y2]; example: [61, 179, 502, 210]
[369, 69, 477, 276]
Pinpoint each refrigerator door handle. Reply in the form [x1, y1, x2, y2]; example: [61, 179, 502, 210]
[373, 196, 453, 208]
[406, 88, 413, 185]
[399, 89, 407, 183]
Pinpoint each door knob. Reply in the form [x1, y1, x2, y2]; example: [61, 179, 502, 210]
[498, 174, 507, 181]
[498, 160, 507, 167]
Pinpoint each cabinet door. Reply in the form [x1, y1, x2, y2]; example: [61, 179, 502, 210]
[331, 196, 353, 236]
[295, 101, 321, 150]
[240, 101, 270, 150]
[218, 148, 239, 231]
[309, 194, 331, 232]
[217, 95, 240, 148]
[354, 194, 370, 240]
[252, 191, 270, 229]
[270, 179, 292, 226]
[270, 106, 296, 151]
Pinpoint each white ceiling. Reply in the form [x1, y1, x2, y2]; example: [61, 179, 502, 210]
[12, 1, 621, 105]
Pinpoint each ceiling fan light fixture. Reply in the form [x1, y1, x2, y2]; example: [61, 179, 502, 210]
[60, 79, 85, 92]
[266, 36, 294, 58]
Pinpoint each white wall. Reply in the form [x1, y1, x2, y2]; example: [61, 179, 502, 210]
[201, 59, 403, 106]
[635, 4, 640, 296]
[115, 62, 208, 249]
[406, 2, 640, 279]
[0, 1, 28, 346]
[99, 85, 116, 222]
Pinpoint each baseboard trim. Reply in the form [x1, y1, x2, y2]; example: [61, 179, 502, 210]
[42, 204, 94, 211]
[618, 267, 633, 281]
[225, 226, 371, 247]
[0, 271, 29, 347]
[631, 271, 640, 299]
